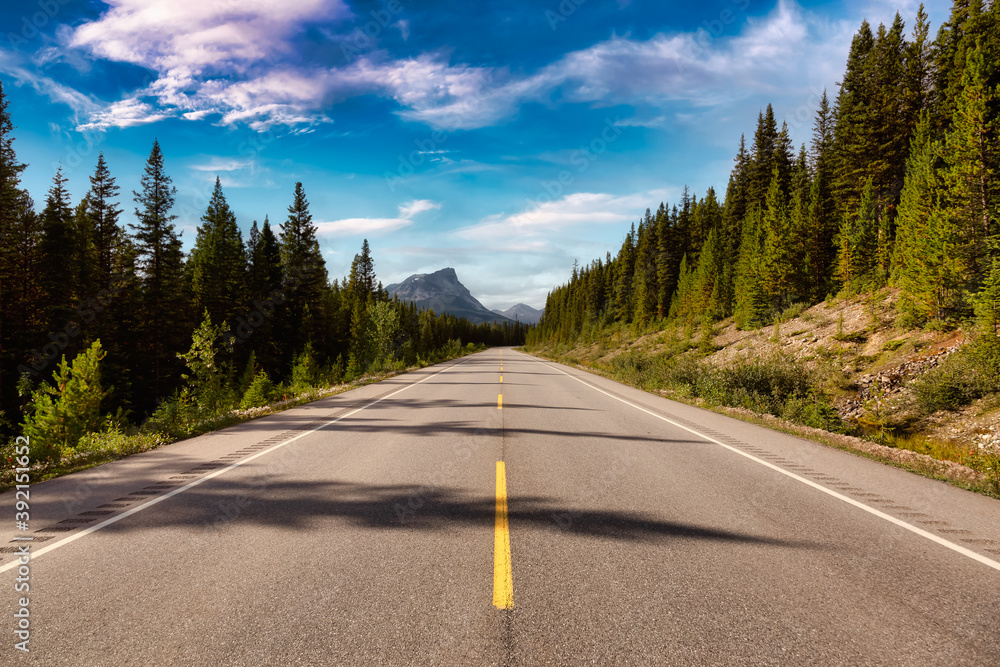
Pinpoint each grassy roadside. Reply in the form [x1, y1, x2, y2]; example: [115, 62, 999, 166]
[521, 345, 1000, 499]
[0, 345, 486, 492]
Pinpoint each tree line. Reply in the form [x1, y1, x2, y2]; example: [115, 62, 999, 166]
[0, 96, 528, 440]
[529, 1, 1000, 346]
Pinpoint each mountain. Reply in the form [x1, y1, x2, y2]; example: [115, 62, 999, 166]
[386, 268, 513, 325]
[491, 303, 543, 324]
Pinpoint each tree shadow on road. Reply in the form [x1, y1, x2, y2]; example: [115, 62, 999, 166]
[94, 478, 816, 551]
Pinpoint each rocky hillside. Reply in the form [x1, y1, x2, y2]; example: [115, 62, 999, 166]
[529, 288, 1000, 482]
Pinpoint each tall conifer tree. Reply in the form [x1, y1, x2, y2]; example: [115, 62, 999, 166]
[131, 139, 189, 408]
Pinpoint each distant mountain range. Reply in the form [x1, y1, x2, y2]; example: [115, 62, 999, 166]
[491, 303, 543, 324]
[386, 268, 523, 325]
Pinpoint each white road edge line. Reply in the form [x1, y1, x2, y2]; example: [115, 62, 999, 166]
[538, 356, 1000, 573]
[1, 357, 471, 573]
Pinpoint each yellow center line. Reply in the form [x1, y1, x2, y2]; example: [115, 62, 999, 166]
[493, 461, 514, 609]
[500, 375, 503, 383]
[498, 394, 503, 409]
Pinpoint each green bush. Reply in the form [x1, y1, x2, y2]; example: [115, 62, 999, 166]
[177, 312, 235, 420]
[694, 355, 812, 416]
[913, 337, 1000, 414]
[76, 426, 169, 457]
[781, 393, 845, 432]
[781, 302, 809, 321]
[290, 342, 321, 391]
[240, 371, 275, 409]
[20, 341, 110, 463]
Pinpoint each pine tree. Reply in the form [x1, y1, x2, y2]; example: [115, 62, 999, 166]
[348, 238, 377, 305]
[632, 213, 658, 327]
[833, 20, 876, 216]
[806, 91, 839, 297]
[189, 177, 247, 327]
[0, 78, 28, 411]
[249, 216, 282, 299]
[941, 40, 998, 279]
[2, 192, 43, 375]
[892, 115, 957, 322]
[931, 0, 992, 131]
[734, 205, 770, 328]
[654, 203, 673, 318]
[692, 228, 723, 321]
[245, 218, 285, 371]
[867, 15, 910, 205]
[20, 340, 109, 461]
[72, 198, 98, 305]
[762, 169, 795, 308]
[131, 139, 189, 409]
[836, 178, 880, 289]
[904, 5, 933, 126]
[788, 145, 812, 299]
[85, 153, 124, 290]
[613, 225, 637, 321]
[37, 167, 77, 328]
[749, 106, 780, 210]
[280, 182, 328, 355]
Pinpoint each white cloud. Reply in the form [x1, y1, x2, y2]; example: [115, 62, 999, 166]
[456, 190, 669, 242]
[189, 158, 254, 172]
[62, 0, 857, 133]
[398, 199, 441, 218]
[75, 97, 167, 131]
[68, 0, 349, 130]
[70, 0, 346, 73]
[0, 55, 100, 122]
[316, 199, 440, 236]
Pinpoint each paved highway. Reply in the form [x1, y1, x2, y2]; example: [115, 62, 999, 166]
[2, 348, 1000, 665]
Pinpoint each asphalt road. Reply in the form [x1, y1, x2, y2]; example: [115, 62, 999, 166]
[2, 348, 1000, 665]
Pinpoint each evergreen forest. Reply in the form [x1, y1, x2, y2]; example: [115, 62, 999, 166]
[0, 99, 527, 464]
[529, 2, 1000, 346]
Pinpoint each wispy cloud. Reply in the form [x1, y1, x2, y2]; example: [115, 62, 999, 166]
[60, 0, 852, 133]
[0, 53, 100, 122]
[67, 0, 349, 130]
[456, 190, 669, 242]
[189, 157, 255, 172]
[316, 199, 440, 236]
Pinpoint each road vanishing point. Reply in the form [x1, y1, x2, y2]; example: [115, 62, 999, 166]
[3, 348, 1000, 665]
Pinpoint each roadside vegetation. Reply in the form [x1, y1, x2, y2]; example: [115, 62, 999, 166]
[526, 291, 1000, 497]
[524, 3, 1000, 496]
[0, 324, 485, 490]
[0, 76, 527, 489]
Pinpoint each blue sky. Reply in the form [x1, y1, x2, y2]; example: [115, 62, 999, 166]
[0, 0, 950, 309]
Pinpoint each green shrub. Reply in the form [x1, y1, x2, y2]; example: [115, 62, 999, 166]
[441, 338, 462, 358]
[694, 355, 812, 416]
[781, 393, 845, 432]
[20, 341, 110, 463]
[290, 342, 321, 391]
[240, 371, 275, 409]
[781, 302, 809, 321]
[177, 312, 235, 420]
[881, 339, 906, 352]
[76, 426, 169, 457]
[913, 338, 1000, 414]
